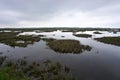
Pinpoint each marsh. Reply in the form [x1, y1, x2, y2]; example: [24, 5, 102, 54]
[0, 28, 120, 80]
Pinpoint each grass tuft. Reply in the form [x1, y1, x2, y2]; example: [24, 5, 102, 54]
[73, 34, 92, 38]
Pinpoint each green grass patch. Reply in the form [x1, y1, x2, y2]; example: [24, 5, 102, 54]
[0, 56, 76, 80]
[46, 39, 91, 53]
[73, 34, 92, 38]
[95, 37, 120, 46]
[0, 67, 29, 80]
[93, 31, 102, 34]
[0, 32, 41, 47]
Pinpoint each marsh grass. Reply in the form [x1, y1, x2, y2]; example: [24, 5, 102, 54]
[95, 37, 120, 46]
[0, 28, 120, 33]
[45, 39, 91, 53]
[0, 56, 76, 80]
[113, 31, 117, 34]
[0, 32, 41, 47]
[0, 67, 29, 80]
[93, 31, 102, 34]
[42, 38, 55, 42]
[73, 34, 92, 38]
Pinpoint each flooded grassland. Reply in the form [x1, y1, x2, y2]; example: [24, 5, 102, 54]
[0, 28, 120, 80]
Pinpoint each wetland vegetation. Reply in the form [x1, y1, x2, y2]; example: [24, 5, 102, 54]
[0, 56, 75, 80]
[0, 28, 120, 33]
[95, 37, 120, 46]
[45, 39, 91, 53]
[0, 67, 29, 80]
[93, 31, 102, 34]
[0, 32, 42, 47]
[73, 34, 92, 38]
[0, 28, 120, 80]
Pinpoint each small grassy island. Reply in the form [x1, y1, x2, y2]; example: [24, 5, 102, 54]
[0, 56, 75, 80]
[95, 37, 120, 46]
[45, 39, 91, 53]
[73, 34, 92, 38]
[93, 31, 102, 34]
[0, 32, 42, 47]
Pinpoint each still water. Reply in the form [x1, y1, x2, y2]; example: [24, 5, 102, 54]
[0, 30, 120, 80]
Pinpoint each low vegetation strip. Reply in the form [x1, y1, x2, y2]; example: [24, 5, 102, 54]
[95, 37, 120, 46]
[93, 31, 102, 34]
[0, 32, 41, 47]
[45, 39, 91, 53]
[0, 56, 75, 80]
[73, 34, 92, 38]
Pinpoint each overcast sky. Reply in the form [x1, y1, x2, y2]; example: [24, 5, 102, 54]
[0, 0, 120, 28]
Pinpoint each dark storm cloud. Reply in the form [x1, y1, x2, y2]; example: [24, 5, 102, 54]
[0, 0, 120, 27]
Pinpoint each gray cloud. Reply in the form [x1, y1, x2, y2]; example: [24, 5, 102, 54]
[0, 0, 120, 28]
